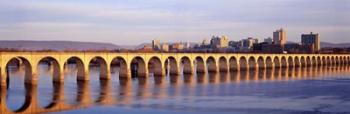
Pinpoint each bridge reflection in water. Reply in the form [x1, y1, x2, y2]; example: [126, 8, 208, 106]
[1, 62, 350, 114]
[1, 52, 349, 86]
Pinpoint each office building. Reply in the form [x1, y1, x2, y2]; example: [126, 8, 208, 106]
[273, 28, 287, 46]
[210, 36, 229, 48]
[241, 37, 258, 51]
[301, 32, 320, 53]
[152, 39, 161, 50]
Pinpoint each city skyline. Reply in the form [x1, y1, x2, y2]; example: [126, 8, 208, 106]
[1, 1, 350, 114]
[0, 0, 349, 45]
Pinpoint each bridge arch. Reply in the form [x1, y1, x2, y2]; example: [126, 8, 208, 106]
[335, 56, 340, 65]
[35, 57, 61, 108]
[344, 56, 349, 65]
[321, 56, 327, 66]
[266, 56, 273, 69]
[110, 57, 128, 78]
[89, 56, 108, 80]
[130, 56, 147, 77]
[300, 56, 306, 67]
[5, 57, 33, 86]
[195, 56, 205, 73]
[239, 56, 248, 71]
[273, 57, 280, 68]
[340, 56, 343, 65]
[281, 56, 287, 68]
[64, 56, 85, 81]
[257, 56, 265, 69]
[218, 56, 228, 72]
[341, 56, 346, 64]
[326, 56, 331, 66]
[148, 56, 163, 76]
[229, 56, 239, 72]
[306, 56, 311, 67]
[4, 57, 33, 113]
[37, 56, 61, 83]
[207, 56, 217, 73]
[311, 56, 317, 66]
[344, 56, 348, 64]
[248, 56, 257, 70]
[166, 56, 178, 75]
[180, 56, 192, 74]
[316, 56, 322, 66]
[294, 56, 300, 67]
[331, 56, 335, 66]
[287, 56, 294, 67]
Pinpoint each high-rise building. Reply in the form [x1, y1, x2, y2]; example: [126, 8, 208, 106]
[273, 28, 287, 46]
[301, 32, 320, 53]
[161, 43, 169, 52]
[152, 39, 161, 50]
[210, 36, 229, 48]
[241, 37, 259, 51]
[229, 41, 242, 48]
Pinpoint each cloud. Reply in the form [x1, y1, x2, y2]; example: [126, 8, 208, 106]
[0, 0, 349, 44]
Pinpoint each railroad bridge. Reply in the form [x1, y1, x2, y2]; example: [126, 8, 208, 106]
[0, 52, 349, 86]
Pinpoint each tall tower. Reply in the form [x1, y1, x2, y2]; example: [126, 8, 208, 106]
[301, 32, 320, 52]
[273, 28, 287, 46]
[152, 39, 161, 50]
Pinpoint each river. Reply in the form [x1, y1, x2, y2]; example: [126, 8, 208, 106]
[3, 63, 350, 114]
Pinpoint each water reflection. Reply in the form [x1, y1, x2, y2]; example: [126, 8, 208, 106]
[2, 64, 350, 114]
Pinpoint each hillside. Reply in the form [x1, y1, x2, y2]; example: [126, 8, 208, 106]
[0, 40, 121, 51]
[0, 40, 349, 51]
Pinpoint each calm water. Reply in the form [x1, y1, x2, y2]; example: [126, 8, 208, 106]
[3, 64, 350, 114]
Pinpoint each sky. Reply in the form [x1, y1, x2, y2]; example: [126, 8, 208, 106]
[0, 0, 349, 45]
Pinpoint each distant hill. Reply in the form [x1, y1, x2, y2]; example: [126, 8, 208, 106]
[0, 40, 121, 51]
[0, 40, 348, 51]
[286, 41, 350, 48]
[320, 42, 350, 48]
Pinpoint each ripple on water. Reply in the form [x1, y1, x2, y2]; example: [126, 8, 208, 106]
[4, 64, 350, 114]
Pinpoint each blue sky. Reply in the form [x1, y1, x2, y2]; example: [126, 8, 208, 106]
[0, 0, 349, 45]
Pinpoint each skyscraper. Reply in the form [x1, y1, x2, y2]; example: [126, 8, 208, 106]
[210, 36, 229, 48]
[301, 32, 320, 52]
[241, 37, 259, 51]
[152, 39, 161, 50]
[273, 28, 287, 46]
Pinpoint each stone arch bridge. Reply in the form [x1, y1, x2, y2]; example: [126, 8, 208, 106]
[0, 52, 349, 86]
